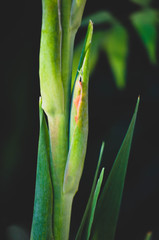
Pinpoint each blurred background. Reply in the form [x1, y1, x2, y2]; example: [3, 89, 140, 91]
[1, 0, 159, 239]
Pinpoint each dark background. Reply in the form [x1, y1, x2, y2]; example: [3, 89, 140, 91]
[1, 0, 159, 239]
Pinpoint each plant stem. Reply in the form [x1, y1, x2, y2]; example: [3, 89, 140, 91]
[48, 115, 68, 186]
[47, 3, 78, 237]
[53, 190, 74, 240]
[48, 115, 73, 240]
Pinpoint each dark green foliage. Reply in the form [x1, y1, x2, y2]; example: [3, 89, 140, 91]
[91, 98, 140, 240]
[30, 100, 53, 240]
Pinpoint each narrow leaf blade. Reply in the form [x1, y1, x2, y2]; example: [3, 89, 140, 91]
[71, 20, 94, 91]
[72, 31, 105, 91]
[75, 143, 105, 240]
[86, 168, 105, 240]
[30, 99, 53, 240]
[91, 97, 140, 240]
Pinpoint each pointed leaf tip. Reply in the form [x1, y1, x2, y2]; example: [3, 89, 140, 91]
[91, 98, 139, 240]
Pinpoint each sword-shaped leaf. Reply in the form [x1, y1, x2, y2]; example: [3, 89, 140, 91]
[86, 168, 105, 240]
[91, 97, 140, 240]
[75, 143, 105, 240]
[30, 99, 53, 240]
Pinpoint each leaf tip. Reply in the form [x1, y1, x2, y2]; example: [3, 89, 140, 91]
[39, 96, 42, 106]
[89, 19, 93, 26]
[136, 95, 140, 110]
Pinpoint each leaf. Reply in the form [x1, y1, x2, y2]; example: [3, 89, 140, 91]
[130, 9, 158, 64]
[30, 99, 53, 240]
[75, 143, 105, 240]
[72, 20, 94, 89]
[86, 168, 105, 240]
[103, 24, 128, 89]
[91, 97, 140, 240]
[72, 31, 106, 91]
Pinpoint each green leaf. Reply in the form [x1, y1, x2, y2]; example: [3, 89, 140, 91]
[91, 97, 140, 240]
[103, 24, 128, 89]
[130, 9, 158, 64]
[86, 168, 105, 240]
[30, 99, 53, 240]
[72, 20, 94, 87]
[144, 232, 152, 240]
[75, 143, 105, 240]
[72, 31, 105, 91]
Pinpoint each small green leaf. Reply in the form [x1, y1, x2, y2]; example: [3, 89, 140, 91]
[130, 9, 158, 64]
[91, 97, 140, 240]
[30, 99, 53, 240]
[75, 143, 105, 240]
[144, 232, 153, 240]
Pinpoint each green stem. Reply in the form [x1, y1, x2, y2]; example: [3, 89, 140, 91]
[61, 32, 76, 118]
[53, 190, 74, 240]
[48, 115, 73, 240]
[61, 0, 73, 113]
[48, 115, 68, 186]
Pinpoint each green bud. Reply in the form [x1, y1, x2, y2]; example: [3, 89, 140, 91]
[63, 21, 93, 194]
[40, 0, 64, 117]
